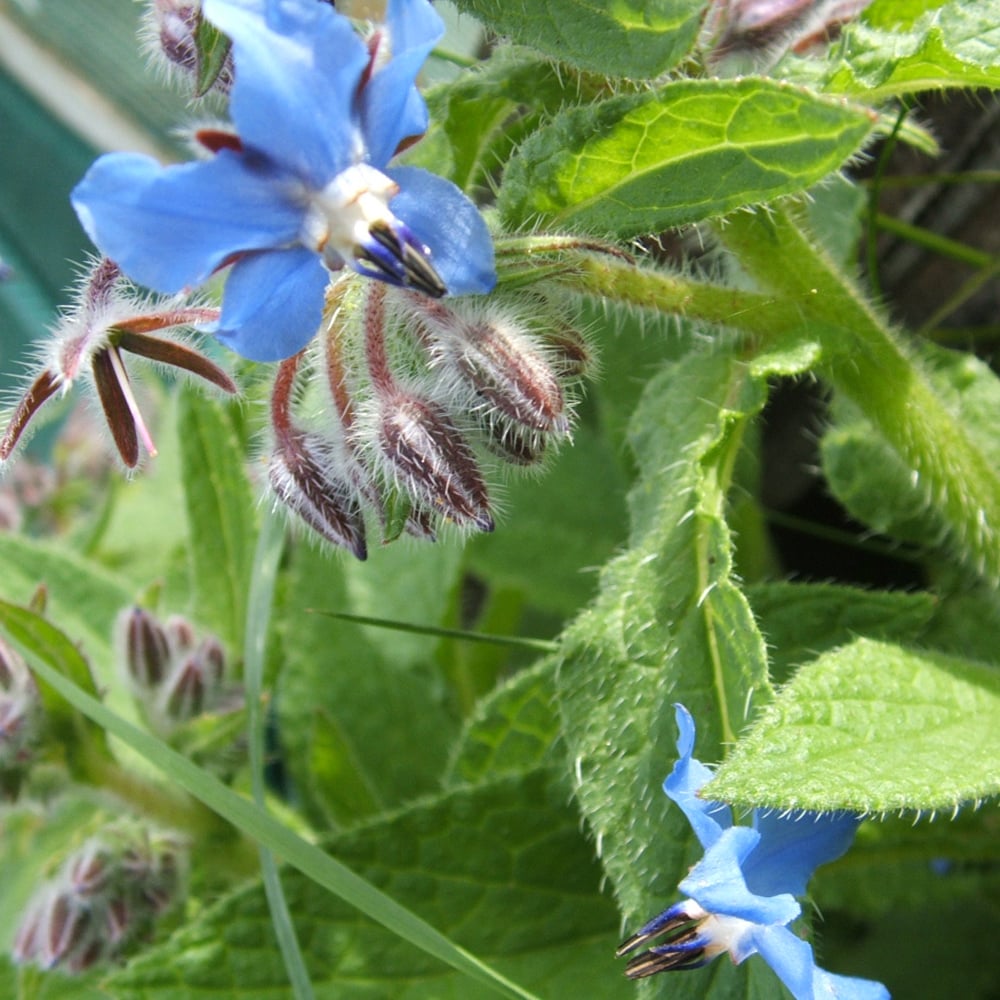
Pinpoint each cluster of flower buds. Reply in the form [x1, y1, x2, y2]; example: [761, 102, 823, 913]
[267, 281, 593, 559]
[0, 636, 43, 799]
[0, 257, 233, 471]
[141, 0, 234, 95]
[13, 825, 185, 973]
[116, 606, 238, 734]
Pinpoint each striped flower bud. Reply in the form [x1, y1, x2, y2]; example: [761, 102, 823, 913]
[269, 430, 368, 560]
[117, 606, 171, 689]
[376, 390, 493, 533]
[13, 826, 185, 973]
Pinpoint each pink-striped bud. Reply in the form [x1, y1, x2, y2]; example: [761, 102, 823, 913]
[269, 429, 368, 560]
[14, 827, 185, 973]
[118, 606, 171, 688]
[141, 1, 233, 95]
[376, 391, 493, 532]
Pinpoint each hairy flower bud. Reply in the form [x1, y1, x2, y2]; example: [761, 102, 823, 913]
[376, 391, 493, 532]
[117, 606, 171, 689]
[141, 0, 233, 94]
[13, 826, 186, 973]
[269, 429, 368, 559]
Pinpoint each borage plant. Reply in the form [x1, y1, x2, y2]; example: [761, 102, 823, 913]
[0, 0, 998, 998]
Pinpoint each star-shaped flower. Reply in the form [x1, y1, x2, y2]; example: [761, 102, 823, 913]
[72, 0, 496, 363]
[617, 704, 890, 1000]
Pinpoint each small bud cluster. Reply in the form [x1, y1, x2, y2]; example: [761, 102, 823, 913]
[116, 607, 238, 734]
[267, 281, 594, 558]
[0, 636, 43, 799]
[13, 826, 184, 973]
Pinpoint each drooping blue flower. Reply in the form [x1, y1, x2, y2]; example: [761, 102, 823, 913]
[72, 0, 496, 362]
[617, 705, 890, 1000]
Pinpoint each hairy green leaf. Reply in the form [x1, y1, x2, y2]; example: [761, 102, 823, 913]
[822, 341, 1000, 561]
[276, 541, 462, 827]
[556, 343, 813, 921]
[822, 1, 1000, 100]
[106, 771, 626, 1000]
[709, 637, 1000, 812]
[446, 657, 562, 785]
[747, 581, 938, 683]
[449, 0, 703, 78]
[499, 78, 876, 236]
[177, 389, 256, 649]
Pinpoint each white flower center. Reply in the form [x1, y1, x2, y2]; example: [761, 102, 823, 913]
[301, 163, 399, 270]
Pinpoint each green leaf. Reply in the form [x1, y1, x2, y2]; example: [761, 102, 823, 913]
[13, 616, 540, 1000]
[0, 600, 109, 765]
[406, 49, 590, 194]
[0, 534, 132, 719]
[709, 637, 1000, 812]
[747, 581, 938, 684]
[194, 15, 231, 97]
[446, 657, 562, 785]
[498, 78, 877, 236]
[276, 541, 462, 826]
[718, 205, 1000, 587]
[449, 0, 703, 78]
[821, 1, 1000, 100]
[556, 345, 800, 920]
[106, 771, 625, 1000]
[467, 422, 628, 616]
[0, 956, 107, 1000]
[177, 388, 256, 649]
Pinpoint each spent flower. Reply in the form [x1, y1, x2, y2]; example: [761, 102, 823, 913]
[0, 258, 233, 469]
[73, 0, 496, 363]
[617, 705, 890, 1000]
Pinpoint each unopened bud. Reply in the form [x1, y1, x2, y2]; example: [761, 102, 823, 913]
[196, 636, 226, 684]
[165, 615, 197, 654]
[162, 656, 207, 721]
[376, 392, 493, 532]
[269, 430, 368, 559]
[13, 827, 186, 973]
[542, 322, 593, 380]
[142, 0, 233, 94]
[118, 606, 171, 689]
[481, 417, 547, 467]
[66, 842, 113, 898]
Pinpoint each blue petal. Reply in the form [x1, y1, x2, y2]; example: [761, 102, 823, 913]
[387, 167, 496, 296]
[213, 248, 328, 361]
[361, 0, 443, 165]
[662, 704, 732, 850]
[73, 151, 304, 294]
[754, 924, 890, 1000]
[204, 0, 368, 187]
[745, 810, 861, 898]
[680, 826, 800, 927]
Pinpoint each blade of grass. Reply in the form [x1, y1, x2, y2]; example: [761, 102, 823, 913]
[1, 600, 542, 1000]
[243, 510, 315, 1000]
[311, 610, 559, 653]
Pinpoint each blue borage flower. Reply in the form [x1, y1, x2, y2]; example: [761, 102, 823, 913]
[72, 0, 496, 362]
[618, 705, 890, 1000]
